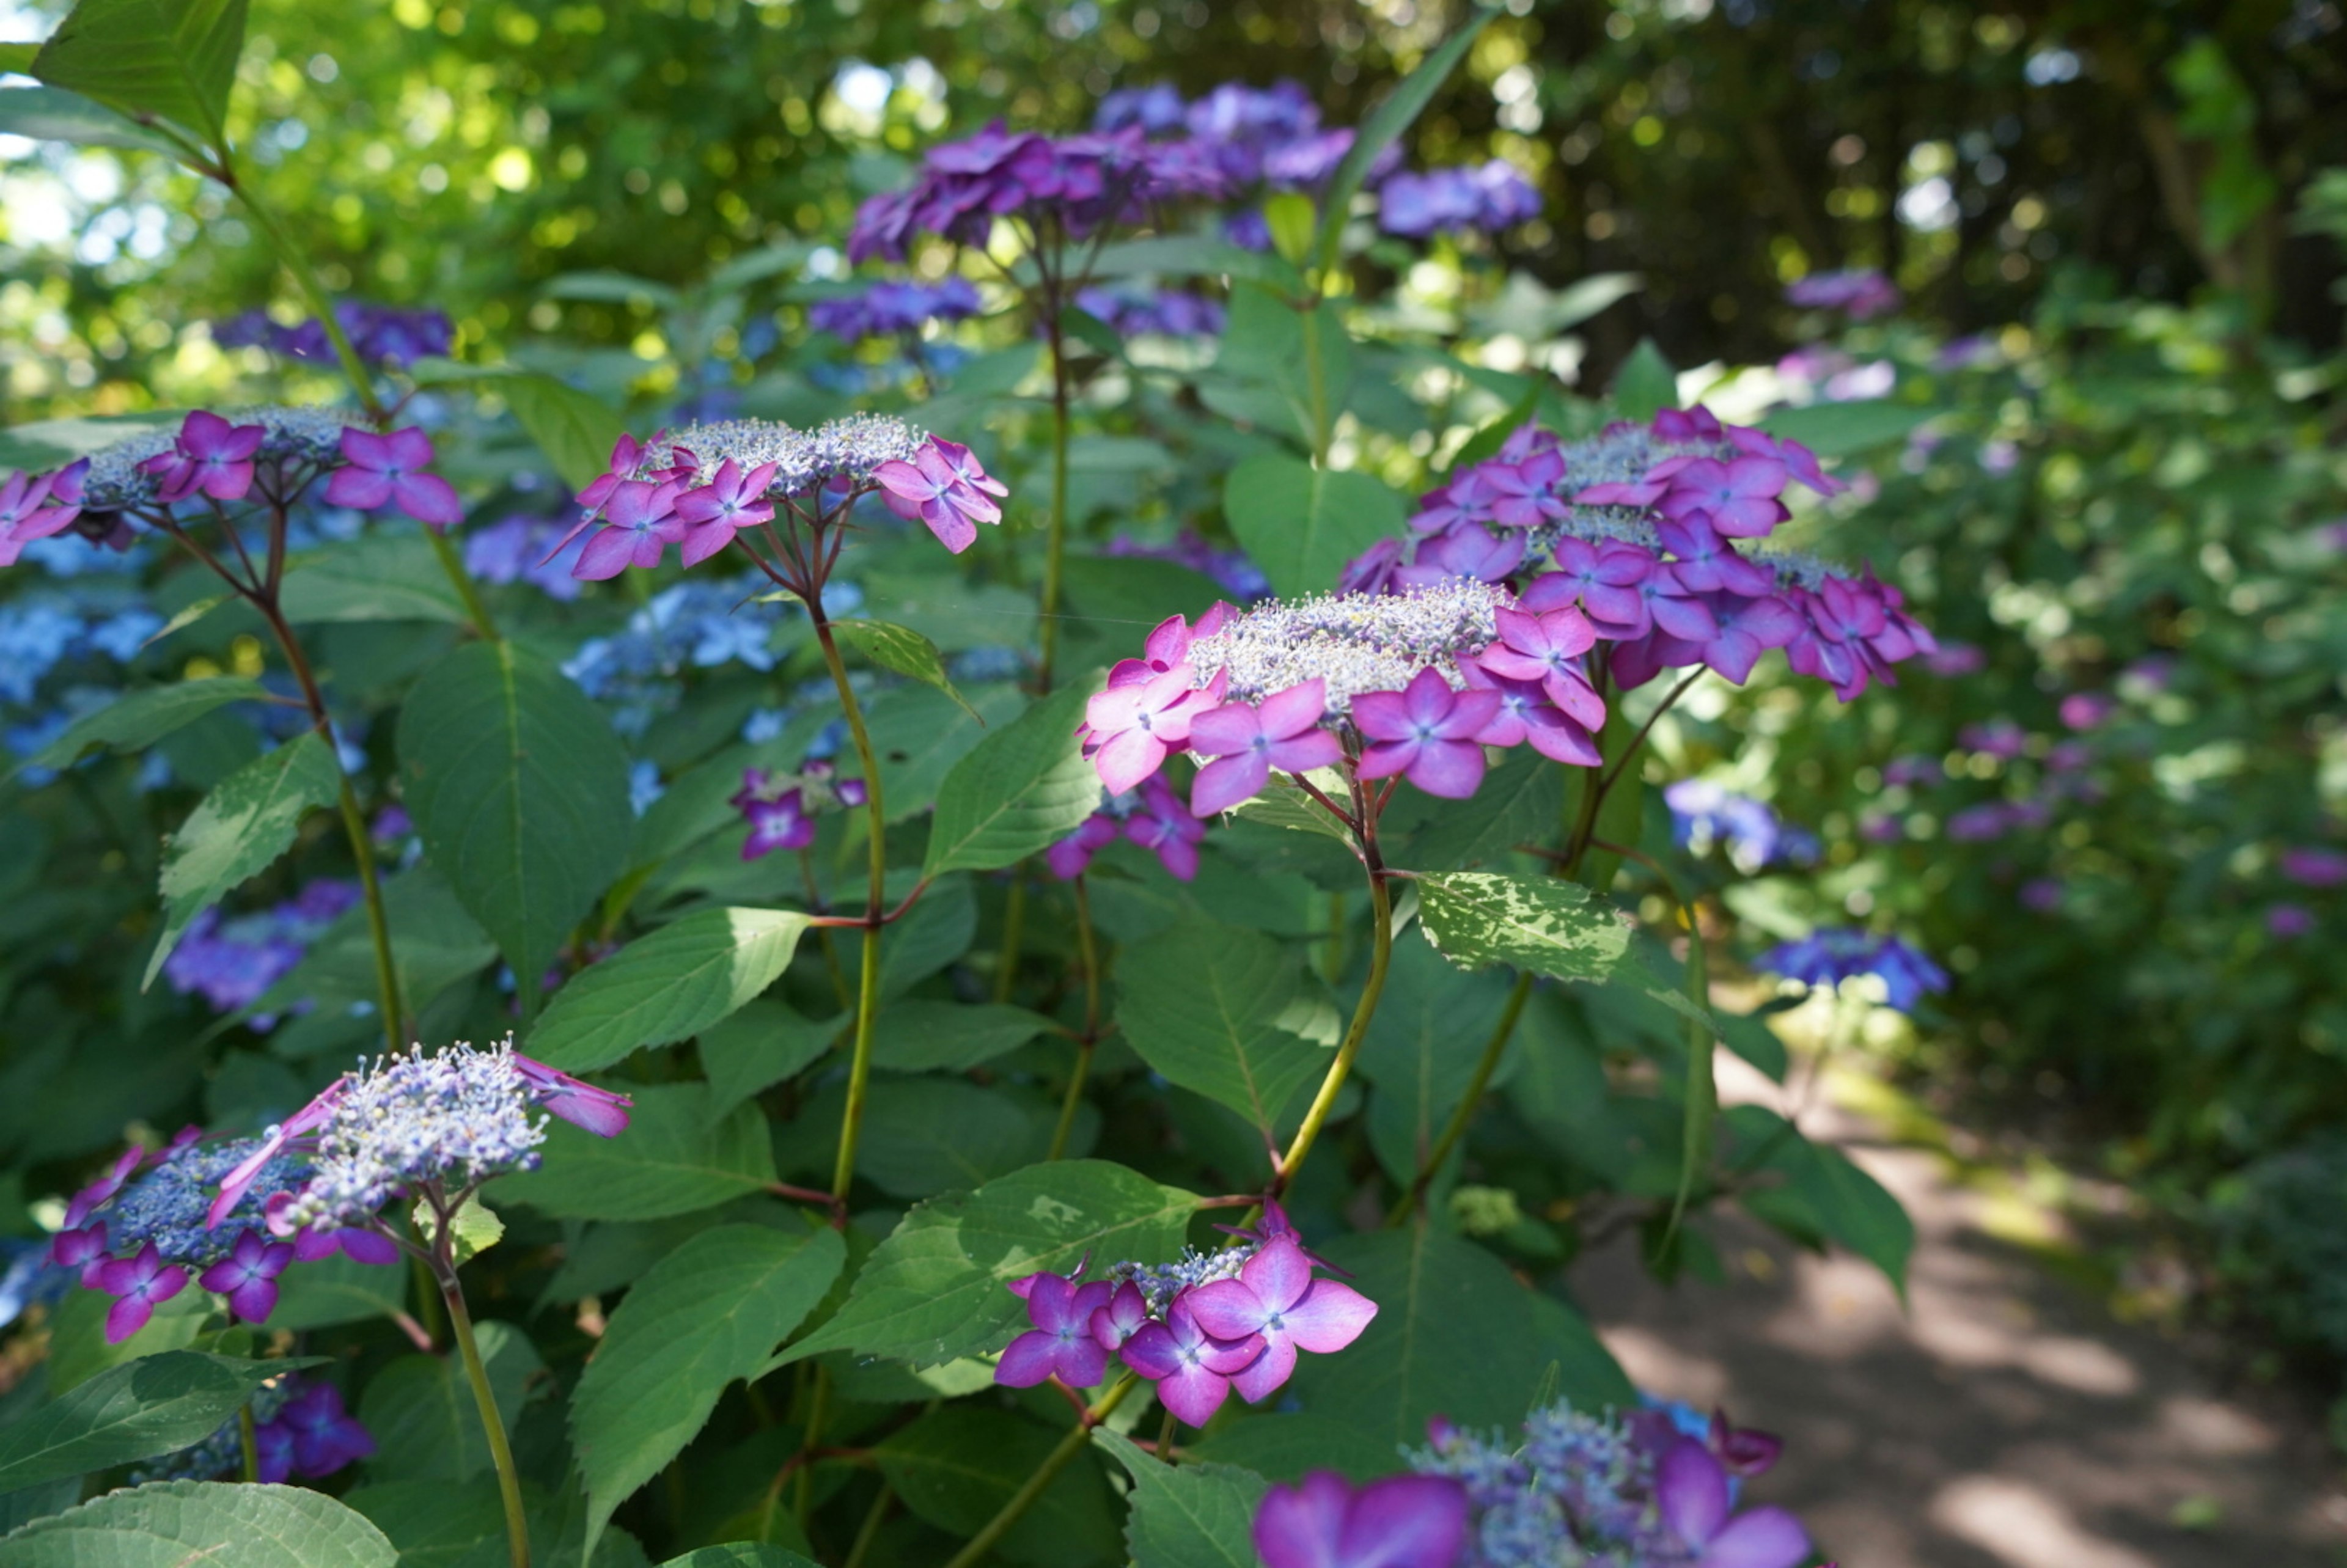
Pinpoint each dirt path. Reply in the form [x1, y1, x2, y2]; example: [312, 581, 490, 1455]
[1568, 1057, 2347, 1567]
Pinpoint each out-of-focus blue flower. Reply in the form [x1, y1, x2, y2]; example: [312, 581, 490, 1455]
[1074, 287, 1227, 339]
[628, 759, 664, 818]
[463, 514, 585, 599]
[162, 879, 361, 1025]
[809, 277, 983, 343]
[1376, 160, 1541, 238]
[1758, 927, 1950, 1013]
[1665, 778, 1815, 871]
[1101, 529, 1270, 601]
[563, 575, 799, 735]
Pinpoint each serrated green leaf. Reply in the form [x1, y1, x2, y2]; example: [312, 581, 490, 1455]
[875, 1406, 1119, 1568]
[358, 1321, 541, 1485]
[1093, 1429, 1267, 1568]
[30, 0, 249, 153]
[1225, 775, 1357, 844]
[1358, 939, 1515, 1187]
[1223, 453, 1403, 599]
[527, 906, 813, 1073]
[1309, 7, 1496, 278]
[0, 83, 181, 153]
[415, 1190, 503, 1266]
[1286, 1227, 1627, 1448]
[658, 1548, 820, 1568]
[1416, 872, 1636, 981]
[0, 1353, 301, 1495]
[408, 362, 623, 493]
[398, 641, 633, 1010]
[1216, 288, 1354, 455]
[498, 1083, 776, 1220]
[784, 1076, 1048, 1200]
[573, 1225, 845, 1566]
[1185, 1415, 1401, 1483]
[1401, 746, 1561, 873]
[700, 1000, 840, 1118]
[1115, 918, 1326, 1135]
[869, 999, 1057, 1072]
[779, 1161, 1196, 1368]
[144, 733, 340, 987]
[922, 683, 1098, 877]
[10, 677, 268, 778]
[0, 1481, 395, 1567]
[829, 618, 980, 723]
[279, 534, 469, 625]
[854, 681, 1024, 825]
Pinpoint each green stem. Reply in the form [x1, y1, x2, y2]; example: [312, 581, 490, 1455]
[991, 875, 1029, 1005]
[1386, 969, 1532, 1226]
[1047, 878, 1101, 1161]
[257, 599, 406, 1051]
[425, 527, 502, 642]
[810, 603, 887, 1205]
[843, 1481, 894, 1568]
[939, 1376, 1136, 1568]
[222, 167, 383, 422]
[1153, 1398, 1178, 1465]
[1301, 306, 1331, 466]
[792, 1366, 831, 1528]
[238, 1404, 259, 1484]
[1271, 868, 1393, 1198]
[441, 1270, 529, 1568]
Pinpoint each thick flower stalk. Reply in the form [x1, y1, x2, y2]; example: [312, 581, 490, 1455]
[1342, 408, 1934, 702]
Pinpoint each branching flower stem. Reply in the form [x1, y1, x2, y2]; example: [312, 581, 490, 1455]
[412, 1189, 530, 1568]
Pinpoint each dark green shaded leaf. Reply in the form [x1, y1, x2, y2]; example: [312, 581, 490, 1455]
[31, 0, 248, 152]
[0, 1354, 301, 1495]
[573, 1225, 844, 1564]
[1222, 453, 1404, 601]
[875, 1406, 1118, 1568]
[700, 1000, 840, 1118]
[399, 640, 633, 1005]
[145, 733, 340, 987]
[1093, 1429, 1266, 1568]
[11, 678, 268, 777]
[359, 1321, 541, 1484]
[0, 84, 180, 153]
[869, 999, 1057, 1072]
[499, 1083, 776, 1220]
[1115, 918, 1325, 1134]
[1186, 1415, 1402, 1483]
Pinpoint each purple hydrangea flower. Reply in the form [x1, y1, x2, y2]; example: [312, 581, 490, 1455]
[1352, 668, 1504, 800]
[323, 426, 462, 529]
[1187, 678, 1344, 816]
[1125, 774, 1208, 881]
[1117, 1296, 1264, 1427]
[2268, 903, 2317, 938]
[1252, 1471, 1470, 1568]
[139, 411, 264, 505]
[996, 1269, 1115, 1389]
[1180, 1233, 1379, 1404]
[277, 1380, 377, 1475]
[872, 437, 1008, 555]
[2280, 846, 2347, 888]
[1758, 928, 1949, 1013]
[92, 1242, 189, 1343]
[197, 1229, 295, 1323]
[1784, 267, 1901, 320]
[1658, 1437, 1812, 1568]
[1046, 810, 1121, 881]
[1083, 665, 1228, 796]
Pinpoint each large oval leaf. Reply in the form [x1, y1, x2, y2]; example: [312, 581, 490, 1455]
[1115, 918, 1326, 1135]
[572, 1224, 845, 1565]
[144, 733, 341, 987]
[527, 906, 814, 1073]
[398, 640, 631, 1011]
[497, 1083, 776, 1220]
[922, 683, 1100, 877]
[0, 1353, 301, 1495]
[1222, 453, 1405, 599]
[0, 1481, 396, 1568]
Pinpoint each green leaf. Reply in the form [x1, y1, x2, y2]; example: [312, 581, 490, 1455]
[1081, 234, 1301, 289]
[528, 906, 813, 1073]
[0, 84, 181, 154]
[1560, 706, 1645, 895]
[784, 1077, 1049, 1200]
[875, 1406, 1120, 1568]
[0, 1353, 298, 1495]
[1059, 301, 1123, 358]
[1115, 918, 1326, 1134]
[1186, 1415, 1401, 1483]
[266, 1251, 407, 1333]
[42, 1288, 208, 1396]
[864, 874, 977, 998]
[659, 1548, 821, 1568]
[279, 534, 469, 625]
[1286, 1227, 1626, 1448]
[358, 1321, 541, 1484]
[0, 1481, 395, 1567]
[1225, 775, 1356, 844]
[415, 1191, 502, 1266]
[573, 1225, 845, 1566]
[1610, 338, 1678, 421]
[1757, 400, 1940, 457]
[0, 43, 37, 72]
[700, 1000, 840, 1118]
[499, 1083, 777, 1220]
[29, 0, 249, 153]
[854, 682, 1023, 825]
[829, 619, 980, 724]
[922, 683, 1099, 877]
[869, 999, 1057, 1072]
[1358, 939, 1515, 1186]
[1217, 287, 1354, 453]
[10, 678, 267, 779]
[1730, 1107, 1914, 1294]
[1416, 872, 1635, 980]
[1093, 1429, 1267, 1568]
[347, 1478, 654, 1568]
[415, 363, 624, 493]
[0, 411, 180, 472]
[780, 1161, 1197, 1368]
[398, 641, 633, 1006]
[1401, 747, 1560, 872]
[1263, 192, 1315, 266]
[1310, 7, 1497, 278]
[255, 866, 493, 1020]
[144, 733, 340, 987]
[1223, 453, 1406, 600]
[1445, 378, 1546, 473]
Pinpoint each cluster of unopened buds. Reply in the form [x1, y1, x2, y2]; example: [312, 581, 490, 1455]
[549, 416, 1007, 579]
[1253, 1398, 1815, 1568]
[994, 1204, 1375, 1429]
[733, 757, 868, 859]
[0, 408, 462, 568]
[1343, 408, 1934, 701]
[50, 1039, 628, 1341]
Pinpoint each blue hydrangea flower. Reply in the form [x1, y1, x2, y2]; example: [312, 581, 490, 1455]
[1757, 927, 1950, 1013]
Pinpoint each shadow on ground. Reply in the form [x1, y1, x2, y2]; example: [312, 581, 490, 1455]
[1568, 1060, 2347, 1568]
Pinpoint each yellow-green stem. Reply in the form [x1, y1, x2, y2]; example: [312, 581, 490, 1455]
[991, 875, 1029, 1005]
[442, 1273, 529, 1568]
[1048, 878, 1100, 1160]
[1271, 871, 1393, 1197]
[810, 611, 887, 1203]
[425, 527, 502, 642]
[238, 1404, 259, 1483]
[938, 1376, 1136, 1568]
[1386, 969, 1532, 1226]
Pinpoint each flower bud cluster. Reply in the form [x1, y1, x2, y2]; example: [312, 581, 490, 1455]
[993, 1204, 1375, 1429]
[1344, 408, 1935, 702]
